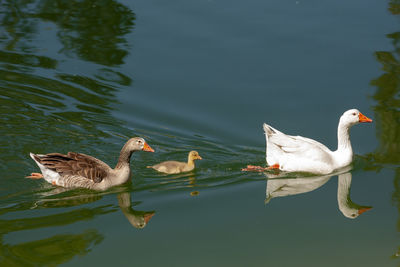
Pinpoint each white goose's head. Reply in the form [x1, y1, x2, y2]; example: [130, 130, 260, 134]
[340, 109, 373, 127]
[340, 205, 373, 219]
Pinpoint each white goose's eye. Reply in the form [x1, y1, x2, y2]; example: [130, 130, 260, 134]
[352, 112, 357, 116]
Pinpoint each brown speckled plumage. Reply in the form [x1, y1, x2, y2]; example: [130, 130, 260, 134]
[33, 152, 108, 183]
[28, 137, 154, 190]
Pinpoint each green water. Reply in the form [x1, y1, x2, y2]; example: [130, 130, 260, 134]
[1, 0, 399, 266]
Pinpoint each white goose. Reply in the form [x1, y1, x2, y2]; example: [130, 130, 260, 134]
[245, 109, 372, 174]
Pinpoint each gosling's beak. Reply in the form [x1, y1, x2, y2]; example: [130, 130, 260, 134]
[358, 207, 372, 215]
[197, 155, 202, 160]
[359, 112, 373, 123]
[142, 142, 155, 152]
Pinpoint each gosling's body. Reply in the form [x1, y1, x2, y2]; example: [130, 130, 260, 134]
[148, 151, 202, 174]
[150, 161, 194, 174]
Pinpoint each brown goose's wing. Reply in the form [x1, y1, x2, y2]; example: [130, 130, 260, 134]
[37, 152, 111, 183]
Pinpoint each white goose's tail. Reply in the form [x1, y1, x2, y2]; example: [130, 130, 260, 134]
[263, 123, 275, 136]
[263, 123, 285, 137]
[263, 123, 282, 164]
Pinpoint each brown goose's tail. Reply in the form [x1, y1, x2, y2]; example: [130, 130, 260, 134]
[27, 153, 44, 178]
[29, 152, 42, 163]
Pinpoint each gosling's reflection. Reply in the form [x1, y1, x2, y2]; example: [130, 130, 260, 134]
[265, 171, 372, 219]
[117, 192, 155, 229]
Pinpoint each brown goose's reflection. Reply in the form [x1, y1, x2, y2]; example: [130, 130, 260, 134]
[117, 192, 155, 229]
[34, 188, 155, 228]
[265, 170, 372, 219]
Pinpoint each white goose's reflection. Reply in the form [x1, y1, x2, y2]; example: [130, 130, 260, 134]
[337, 172, 372, 219]
[265, 174, 331, 204]
[265, 169, 372, 219]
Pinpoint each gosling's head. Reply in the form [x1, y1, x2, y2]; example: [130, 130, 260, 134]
[188, 151, 202, 161]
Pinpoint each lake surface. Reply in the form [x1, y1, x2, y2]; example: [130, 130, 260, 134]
[1, 0, 399, 266]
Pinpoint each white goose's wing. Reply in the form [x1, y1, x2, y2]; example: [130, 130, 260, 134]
[264, 123, 333, 164]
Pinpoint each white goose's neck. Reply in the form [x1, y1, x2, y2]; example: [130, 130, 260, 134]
[337, 173, 356, 218]
[333, 119, 353, 169]
[337, 173, 352, 207]
[336, 119, 353, 153]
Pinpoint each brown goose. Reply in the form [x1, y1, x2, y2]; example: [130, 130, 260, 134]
[147, 151, 202, 174]
[26, 137, 154, 190]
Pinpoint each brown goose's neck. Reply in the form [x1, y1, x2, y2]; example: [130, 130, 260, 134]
[115, 144, 134, 170]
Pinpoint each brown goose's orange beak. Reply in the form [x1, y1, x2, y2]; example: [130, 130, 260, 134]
[358, 207, 372, 215]
[359, 112, 373, 123]
[144, 212, 155, 224]
[142, 142, 155, 152]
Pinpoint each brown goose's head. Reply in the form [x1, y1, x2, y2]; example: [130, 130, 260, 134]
[126, 137, 154, 153]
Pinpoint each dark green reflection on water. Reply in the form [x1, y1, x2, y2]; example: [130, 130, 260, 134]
[0, 0, 137, 264]
[1, 0, 135, 66]
[36, 0, 135, 66]
[0, 189, 155, 265]
[368, 0, 400, 261]
[0, 0, 135, 179]
[0, 203, 112, 266]
[369, 1, 400, 166]
[1, 230, 103, 266]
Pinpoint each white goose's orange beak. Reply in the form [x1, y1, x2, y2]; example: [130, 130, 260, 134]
[358, 207, 372, 215]
[359, 112, 372, 123]
[144, 212, 155, 224]
[142, 142, 155, 152]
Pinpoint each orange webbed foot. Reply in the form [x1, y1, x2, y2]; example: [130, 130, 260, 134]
[241, 165, 267, 172]
[267, 164, 280, 170]
[26, 172, 44, 179]
[241, 164, 280, 172]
